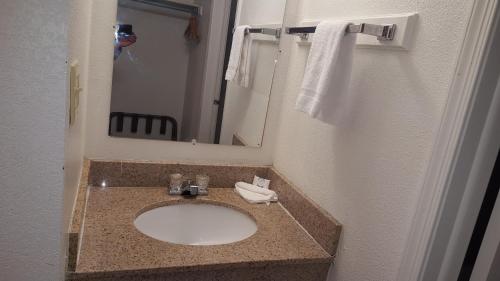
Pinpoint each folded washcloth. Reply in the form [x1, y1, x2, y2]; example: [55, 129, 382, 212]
[295, 21, 357, 125]
[235, 182, 278, 204]
[225, 25, 252, 88]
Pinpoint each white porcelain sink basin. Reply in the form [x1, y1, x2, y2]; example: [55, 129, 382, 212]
[134, 203, 258, 245]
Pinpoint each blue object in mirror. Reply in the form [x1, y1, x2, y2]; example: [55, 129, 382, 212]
[114, 24, 137, 60]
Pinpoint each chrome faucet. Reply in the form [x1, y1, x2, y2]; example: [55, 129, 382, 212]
[181, 180, 198, 197]
[178, 180, 208, 197]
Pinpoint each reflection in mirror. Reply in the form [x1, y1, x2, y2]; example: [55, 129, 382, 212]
[109, 0, 287, 147]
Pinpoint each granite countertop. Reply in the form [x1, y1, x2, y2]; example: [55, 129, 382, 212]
[73, 187, 332, 279]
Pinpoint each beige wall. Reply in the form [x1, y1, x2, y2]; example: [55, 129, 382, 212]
[65, 0, 92, 237]
[0, 0, 69, 280]
[272, 0, 474, 280]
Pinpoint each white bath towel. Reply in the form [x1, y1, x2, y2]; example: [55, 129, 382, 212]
[235, 182, 278, 204]
[225, 25, 252, 88]
[295, 21, 357, 125]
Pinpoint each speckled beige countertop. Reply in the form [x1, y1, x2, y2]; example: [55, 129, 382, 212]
[72, 187, 332, 279]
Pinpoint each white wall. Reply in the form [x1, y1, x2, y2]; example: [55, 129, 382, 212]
[220, 0, 287, 147]
[220, 40, 279, 146]
[111, 6, 190, 132]
[272, 0, 474, 280]
[0, 0, 69, 280]
[84, 0, 281, 164]
[236, 0, 287, 26]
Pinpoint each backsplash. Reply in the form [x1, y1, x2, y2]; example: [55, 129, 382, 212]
[268, 168, 341, 255]
[88, 160, 269, 188]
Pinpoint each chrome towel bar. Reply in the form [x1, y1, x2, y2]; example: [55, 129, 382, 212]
[285, 23, 396, 41]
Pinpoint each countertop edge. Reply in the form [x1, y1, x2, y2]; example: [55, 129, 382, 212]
[68, 256, 334, 278]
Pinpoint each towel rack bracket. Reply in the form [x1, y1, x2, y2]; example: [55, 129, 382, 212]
[358, 23, 397, 41]
[246, 27, 282, 39]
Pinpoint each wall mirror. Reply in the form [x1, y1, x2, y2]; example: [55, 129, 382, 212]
[109, 0, 287, 147]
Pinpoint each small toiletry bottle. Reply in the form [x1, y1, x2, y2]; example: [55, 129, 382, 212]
[196, 174, 210, 194]
[169, 173, 183, 194]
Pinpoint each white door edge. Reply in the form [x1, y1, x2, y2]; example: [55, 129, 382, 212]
[397, 0, 500, 280]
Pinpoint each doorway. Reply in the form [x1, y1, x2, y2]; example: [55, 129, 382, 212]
[458, 150, 500, 280]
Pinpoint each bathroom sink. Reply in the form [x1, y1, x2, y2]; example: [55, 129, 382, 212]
[134, 203, 258, 245]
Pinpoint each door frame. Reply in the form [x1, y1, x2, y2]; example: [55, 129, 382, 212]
[196, 0, 233, 143]
[214, 0, 239, 144]
[397, 0, 500, 280]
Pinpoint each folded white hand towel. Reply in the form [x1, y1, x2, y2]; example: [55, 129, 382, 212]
[295, 21, 357, 125]
[235, 182, 278, 204]
[225, 25, 252, 88]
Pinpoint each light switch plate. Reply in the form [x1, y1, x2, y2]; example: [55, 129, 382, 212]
[69, 60, 82, 126]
